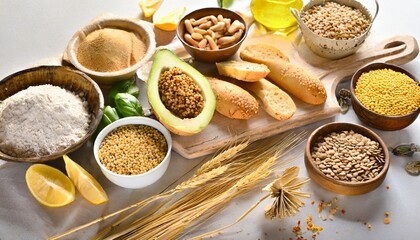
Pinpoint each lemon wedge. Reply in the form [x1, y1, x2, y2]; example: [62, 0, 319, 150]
[139, 0, 163, 18]
[63, 154, 108, 205]
[26, 164, 76, 208]
[154, 6, 186, 31]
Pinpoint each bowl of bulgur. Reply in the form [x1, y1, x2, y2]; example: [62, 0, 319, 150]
[93, 116, 172, 189]
[305, 122, 390, 195]
[65, 15, 156, 85]
[291, 0, 378, 59]
[351, 63, 420, 131]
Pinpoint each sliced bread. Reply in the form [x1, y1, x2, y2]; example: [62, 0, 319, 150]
[216, 60, 270, 82]
[243, 78, 296, 121]
[239, 43, 289, 63]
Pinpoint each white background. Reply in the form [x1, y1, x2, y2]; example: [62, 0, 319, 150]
[0, 0, 419, 239]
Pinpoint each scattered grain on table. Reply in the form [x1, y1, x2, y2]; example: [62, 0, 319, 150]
[384, 211, 391, 224]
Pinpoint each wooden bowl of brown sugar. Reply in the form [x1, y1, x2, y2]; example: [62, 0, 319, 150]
[351, 62, 420, 131]
[305, 122, 390, 195]
[0, 66, 104, 163]
[65, 15, 156, 85]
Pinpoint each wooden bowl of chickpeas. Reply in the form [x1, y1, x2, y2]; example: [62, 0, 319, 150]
[305, 122, 390, 195]
[176, 7, 247, 63]
[350, 63, 420, 131]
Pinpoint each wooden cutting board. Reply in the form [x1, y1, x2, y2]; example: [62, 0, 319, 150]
[171, 31, 419, 159]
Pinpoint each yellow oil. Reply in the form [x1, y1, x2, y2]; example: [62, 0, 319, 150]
[251, 0, 303, 33]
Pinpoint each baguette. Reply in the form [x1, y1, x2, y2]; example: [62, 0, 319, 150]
[240, 44, 327, 105]
[243, 78, 296, 120]
[216, 60, 270, 82]
[208, 77, 259, 119]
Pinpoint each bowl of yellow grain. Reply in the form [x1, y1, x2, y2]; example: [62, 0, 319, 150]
[93, 116, 172, 189]
[351, 62, 420, 130]
[65, 15, 156, 85]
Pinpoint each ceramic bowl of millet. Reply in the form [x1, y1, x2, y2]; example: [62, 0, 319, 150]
[93, 116, 172, 189]
[350, 62, 420, 131]
[291, 0, 377, 59]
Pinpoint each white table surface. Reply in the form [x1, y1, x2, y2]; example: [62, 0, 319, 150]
[1, 1, 419, 240]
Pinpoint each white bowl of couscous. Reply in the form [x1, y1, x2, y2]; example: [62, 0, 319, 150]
[93, 117, 172, 189]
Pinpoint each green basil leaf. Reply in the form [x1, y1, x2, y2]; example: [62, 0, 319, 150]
[115, 93, 144, 117]
[93, 106, 120, 139]
[103, 106, 120, 124]
[108, 79, 139, 105]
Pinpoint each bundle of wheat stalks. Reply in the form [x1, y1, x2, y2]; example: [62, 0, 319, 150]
[51, 131, 307, 240]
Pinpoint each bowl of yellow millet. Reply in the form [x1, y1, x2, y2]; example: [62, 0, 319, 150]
[351, 62, 420, 131]
[93, 116, 172, 189]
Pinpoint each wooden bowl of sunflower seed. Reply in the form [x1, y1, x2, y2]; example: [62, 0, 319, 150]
[304, 122, 390, 195]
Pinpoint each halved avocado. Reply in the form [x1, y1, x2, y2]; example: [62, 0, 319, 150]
[147, 49, 216, 136]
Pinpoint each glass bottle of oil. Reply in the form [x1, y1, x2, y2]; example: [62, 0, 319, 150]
[250, 0, 303, 34]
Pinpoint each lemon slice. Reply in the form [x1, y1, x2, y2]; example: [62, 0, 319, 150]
[154, 6, 186, 31]
[139, 0, 163, 18]
[63, 155, 109, 205]
[26, 164, 76, 208]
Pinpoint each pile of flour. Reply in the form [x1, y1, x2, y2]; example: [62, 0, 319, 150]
[0, 84, 90, 157]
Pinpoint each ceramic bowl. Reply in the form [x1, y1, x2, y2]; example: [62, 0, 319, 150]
[351, 62, 420, 131]
[176, 7, 248, 63]
[291, 0, 378, 59]
[65, 16, 156, 85]
[305, 122, 390, 195]
[0, 66, 104, 163]
[93, 117, 172, 189]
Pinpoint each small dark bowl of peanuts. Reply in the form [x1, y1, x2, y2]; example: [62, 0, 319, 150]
[176, 7, 247, 63]
[351, 62, 420, 131]
[93, 116, 172, 189]
[305, 122, 390, 195]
